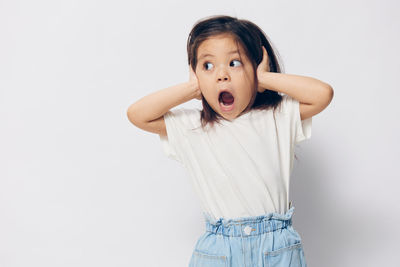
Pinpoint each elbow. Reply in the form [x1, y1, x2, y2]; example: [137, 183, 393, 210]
[127, 105, 139, 125]
[326, 84, 334, 95]
[322, 84, 334, 107]
[127, 104, 150, 128]
[327, 85, 334, 102]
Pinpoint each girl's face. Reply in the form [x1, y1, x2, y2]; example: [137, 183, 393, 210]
[195, 34, 256, 120]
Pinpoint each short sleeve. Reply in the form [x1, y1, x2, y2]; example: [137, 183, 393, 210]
[159, 108, 200, 163]
[281, 94, 312, 144]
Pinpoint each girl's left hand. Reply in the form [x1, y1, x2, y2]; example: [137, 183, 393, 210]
[256, 46, 270, 93]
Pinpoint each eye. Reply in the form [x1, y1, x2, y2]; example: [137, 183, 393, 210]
[203, 62, 213, 70]
[202, 59, 242, 71]
[230, 59, 242, 67]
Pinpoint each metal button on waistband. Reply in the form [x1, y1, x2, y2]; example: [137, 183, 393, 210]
[243, 225, 253, 235]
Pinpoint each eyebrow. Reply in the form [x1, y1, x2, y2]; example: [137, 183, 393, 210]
[198, 50, 239, 60]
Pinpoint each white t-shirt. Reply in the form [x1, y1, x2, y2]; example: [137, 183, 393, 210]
[159, 94, 312, 221]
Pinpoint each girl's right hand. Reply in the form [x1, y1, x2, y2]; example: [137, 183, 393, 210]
[189, 64, 202, 100]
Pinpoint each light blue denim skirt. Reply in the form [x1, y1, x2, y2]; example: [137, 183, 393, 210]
[189, 205, 307, 267]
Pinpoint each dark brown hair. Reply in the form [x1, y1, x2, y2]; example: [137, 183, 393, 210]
[187, 15, 285, 129]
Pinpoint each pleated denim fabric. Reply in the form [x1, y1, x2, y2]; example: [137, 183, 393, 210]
[189, 206, 307, 267]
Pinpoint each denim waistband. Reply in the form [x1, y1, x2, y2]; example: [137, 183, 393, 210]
[203, 206, 295, 237]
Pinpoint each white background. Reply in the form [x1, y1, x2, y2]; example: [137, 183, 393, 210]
[1, 0, 399, 266]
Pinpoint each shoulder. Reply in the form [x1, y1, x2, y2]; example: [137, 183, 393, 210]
[280, 94, 314, 121]
[164, 107, 202, 131]
[273, 94, 294, 115]
[165, 107, 201, 121]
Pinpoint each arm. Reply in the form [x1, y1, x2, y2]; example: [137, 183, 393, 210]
[258, 72, 334, 120]
[126, 81, 199, 136]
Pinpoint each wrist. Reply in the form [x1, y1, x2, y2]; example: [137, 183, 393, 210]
[258, 72, 274, 92]
[186, 81, 200, 100]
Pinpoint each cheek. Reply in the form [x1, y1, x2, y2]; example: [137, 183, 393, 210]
[240, 82, 255, 101]
[196, 74, 206, 86]
[197, 77, 211, 91]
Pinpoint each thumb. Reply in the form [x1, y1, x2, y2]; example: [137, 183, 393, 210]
[259, 46, 270, 72]
[260, 46, 268, 64]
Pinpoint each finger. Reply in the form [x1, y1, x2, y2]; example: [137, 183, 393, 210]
[262, 46, 268, 58]
[190, 65, 196, 75]
[261, 46, 267, 63]
[262, 47, 270, 71]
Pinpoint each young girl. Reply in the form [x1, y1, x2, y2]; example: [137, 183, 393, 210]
[127, 15, 333, 267]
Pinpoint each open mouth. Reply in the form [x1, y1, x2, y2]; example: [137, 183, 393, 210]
[219, 90, 235, 111]
[219, 91, 234, 106]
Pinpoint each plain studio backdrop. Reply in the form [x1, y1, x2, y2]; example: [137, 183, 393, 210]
[1, 0, 399, 266]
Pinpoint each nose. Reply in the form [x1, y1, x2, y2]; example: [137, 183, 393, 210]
[217, 67, 230, 82]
